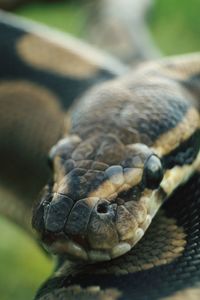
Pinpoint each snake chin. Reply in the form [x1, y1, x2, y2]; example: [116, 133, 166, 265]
[32, 185, 164, 262]
[43, 230, 143, 262]
[41, 210, 154, 262]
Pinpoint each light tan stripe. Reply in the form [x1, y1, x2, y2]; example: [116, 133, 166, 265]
[17, 34, 99, 78]
[161, 287, 200, 300]
[88, 169, 143, 200]
[152, 107, 200, 157]
[89, 180, 116, 199]
[161, 151, 200, 196]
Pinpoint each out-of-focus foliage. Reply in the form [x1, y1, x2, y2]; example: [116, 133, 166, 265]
[14, 0, 200, 54]
[0, 0, 199, 299]
[150, 0, 200, 54]
[16, 1, 87, 36]
[0, 217, 53, 300]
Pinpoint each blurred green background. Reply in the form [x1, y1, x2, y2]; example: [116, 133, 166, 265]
[0, 0, 199, 299]
[14, 0, 200, 54]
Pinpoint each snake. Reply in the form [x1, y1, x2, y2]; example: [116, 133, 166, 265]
[0, 7, 200, 300]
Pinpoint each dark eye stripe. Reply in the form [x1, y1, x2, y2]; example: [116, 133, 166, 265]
[180, 73, 200, 99]
[162, 129, 200, 169]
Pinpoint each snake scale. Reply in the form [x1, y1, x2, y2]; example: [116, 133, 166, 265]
[0, 6, 200, 300]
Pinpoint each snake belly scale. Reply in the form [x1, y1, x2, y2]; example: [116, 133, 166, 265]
[0, 10, 200, 300]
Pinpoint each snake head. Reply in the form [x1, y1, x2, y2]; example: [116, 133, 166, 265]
[33, 135, 165, 262]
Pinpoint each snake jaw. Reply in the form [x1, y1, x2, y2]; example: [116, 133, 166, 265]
[32, 182, 164, 262]
[31, 135, 171, 262]
[31, 139, 169, 262]
[33, 148, 200, 262]
[40, 198, 156, 262]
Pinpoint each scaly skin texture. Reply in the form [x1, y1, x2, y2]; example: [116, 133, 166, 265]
[33, 54, 200, 263]
[0, 10, 123, 229]
[0, 10, 200, 300]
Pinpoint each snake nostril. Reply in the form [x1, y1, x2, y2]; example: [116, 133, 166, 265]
[97, 202, 109, 214]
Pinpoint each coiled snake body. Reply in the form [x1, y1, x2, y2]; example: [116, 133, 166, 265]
[0, 9, 200, 300]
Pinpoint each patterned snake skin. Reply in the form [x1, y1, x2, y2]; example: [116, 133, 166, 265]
[0, 8, 200, 300]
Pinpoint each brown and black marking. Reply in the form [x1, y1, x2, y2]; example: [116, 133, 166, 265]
[0, 20, 118, 110]
[1, 10, 200, 300]
[0, 12, 123, 226]
[36, 172, 200, 300]
[32, 54, 200, 264]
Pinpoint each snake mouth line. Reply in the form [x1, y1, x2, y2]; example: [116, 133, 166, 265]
[44, 223, 147, 261]
[42, 202, 156, 262]
[37, 184, 166, 262]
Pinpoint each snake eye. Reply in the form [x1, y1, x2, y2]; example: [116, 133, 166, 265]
[144, 155, 163, 189]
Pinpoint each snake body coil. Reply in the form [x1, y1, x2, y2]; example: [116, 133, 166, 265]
[0, 9, 200, 300]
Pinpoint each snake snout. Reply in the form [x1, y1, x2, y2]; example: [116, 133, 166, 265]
[64, 198, 116, 237]
[43, 194, 74, 234]
[33, 187, 155, 261]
